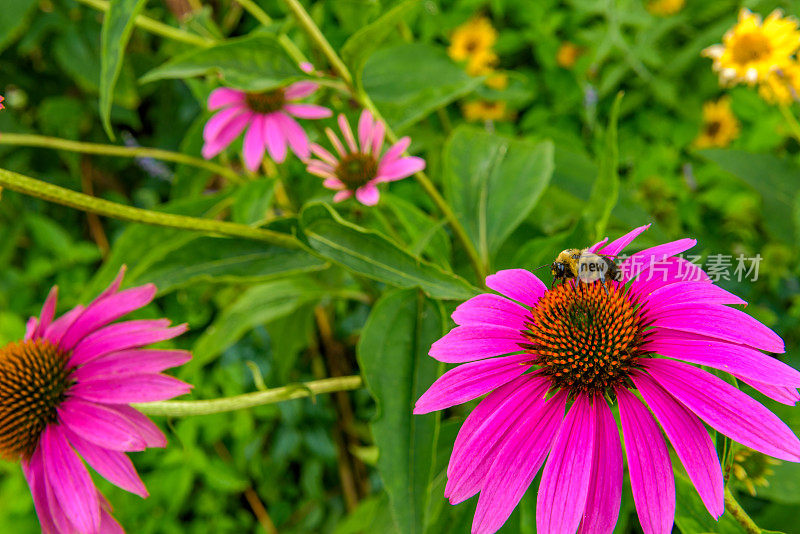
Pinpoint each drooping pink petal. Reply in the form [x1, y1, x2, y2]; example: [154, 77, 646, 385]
[643, 334, 800, 386]
[740, 380, 800, 405]
[485, 269, 546, 307]
[307, 161, 337, 179]
[641, 281, 746, 309]
[322, 178, 345, 190]
[357, 110, 374, 153]
[58, 399, 147, 451]
[310, 143, 338, 165]
[536, 394, 596, 534]
[95, 266, 127, 301]
[325, 127, 347, 157]
[72, 349, 192, 381]
[25, 317, 38, 341]
[338, 114, 358, 153]
[645, 358, 800, 461]
[242, 115, 267, 172]
[263, 114, 288, 163]
[106, 405, 166, 448]
[447, 375, 544, 487]
[44, 478, 76, 534]
[100, 507, 125, 534]
[21, 450, 59, 534]
[43, 305, 85, 346]
[284, 103, 332, 119]
[275, 113, 311, 160]
[202, 111, 253, 159]
[451, 293, 530, 330]
[65, 429, 148, 498]
[429, 325, 526, 363]
[355, 184, 380, 206]
[414, 354, 531, 414]
[381, 137, 411, 166]
[207, 87, 245, 110]
[41, 425, 101, 534]
[71, 374, 192, 404]
[34, 286, 59, 339]
[578, 394, 623, 534]
[620, 238, 698, 281]
[371, 120, 386, 156]
[616, 387, 676, 534]
[333, 190, 353, 202]
[633, 372, 724, 518]
[596, 224, 651, 256]
[69, 320, 187, 366]
[376, 156, 425, 182]
[60, 284, 157, 351]
[648, 303, 784, 353]
[586, 237, 608, 253]
[284, 81, 318, 100]
[471, 389, 567, 534]
[203, 106, 246, 142]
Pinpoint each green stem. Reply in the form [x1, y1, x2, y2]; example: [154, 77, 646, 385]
[0, 168, 300, 249]
[280, 0, 487, 281]
[0, 133, 243, 184]
[234, 0, 309, 65]
[282, 0, 353, 85]
[778, 105, 800, 144]
[134, 375, 363, 416]
[724, 487, 761, 534]
[74, 0, 215, 47]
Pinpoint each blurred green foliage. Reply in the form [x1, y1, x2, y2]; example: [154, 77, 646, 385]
[2, 0, 800, 532]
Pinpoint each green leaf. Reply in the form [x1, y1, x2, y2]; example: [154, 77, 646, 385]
[191, 277, 329, 368]
[140, 34, 309, 91]
[341, 0, 420, 86]
[99, 0, 147, 140]
[362, 43, 483, 131]
[382, 193, 452, 269]
[699, 149, 799, 244]
[674, 475, 747, 534]
[584, 91, 622, 242]
[299, 202, 478, 300]
[138, 236, 328, 294]
[443, 126, 554, 265]
[357, 289, 445, 534]
[0, 0, 37, 53]
[231, 179, 275, 224]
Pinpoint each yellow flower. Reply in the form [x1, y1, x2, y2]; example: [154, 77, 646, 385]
[556, 42, 583, 68]
[646, 0, 685, 17]
[703, 9, 800, 85]
[462, 100, 508, 121]
[694, 97, 740, 148]
[759, 61, 800, 104]
[486, 72, 509, 90]
[466, 49, 499, 76]
[448, 17, 497, 63]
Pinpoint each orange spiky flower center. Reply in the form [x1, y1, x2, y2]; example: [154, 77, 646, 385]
[245, 89, 286, 114]
[0, 340, 73, 461]
[522, 281, 651, 395]
[335, 152, 378, 190]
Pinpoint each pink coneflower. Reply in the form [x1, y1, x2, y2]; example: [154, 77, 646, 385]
[415, 224, 800, 534]
[306, 109, 425, 206]
[0, 95, 5, 110]
[202, 83, 332, 171]
[1, 267, 192, 533]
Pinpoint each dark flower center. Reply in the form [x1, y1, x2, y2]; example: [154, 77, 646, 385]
[731, 33, 771, 64]
[705, 120, 722, 137]
[465, 38, 479, 53]
[521, 281, 651, 395]
[334, 153, 378, 190]
[0, 340, 73, 461]
[245, 89, 286, 114]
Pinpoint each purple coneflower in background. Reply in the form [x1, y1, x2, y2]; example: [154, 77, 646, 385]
[0, 267, 192, 533]
[415, 224, 800, 534]
[306, 109, 425, 206]
[202, 82, 332, 171]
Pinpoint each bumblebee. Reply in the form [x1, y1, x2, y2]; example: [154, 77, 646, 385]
[550, 248, 620, 292]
